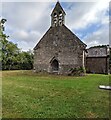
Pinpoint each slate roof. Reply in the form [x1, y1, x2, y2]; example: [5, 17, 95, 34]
[51, 1, 66, 16]
[34, 25, 87, 50]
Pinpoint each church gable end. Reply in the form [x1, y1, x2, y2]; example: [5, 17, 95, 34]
[34, 2, 87, 75]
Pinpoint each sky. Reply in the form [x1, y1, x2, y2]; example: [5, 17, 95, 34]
[2, 0, 110, 51]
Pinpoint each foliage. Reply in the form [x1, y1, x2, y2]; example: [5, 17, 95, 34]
[18, 51, 34, 70]
[2, 70, 109, 118]
[0, 19, 34, 70]
[110, 47, 111, 72]
[68, 66, 86, 76]
[0, 19, 7, 70]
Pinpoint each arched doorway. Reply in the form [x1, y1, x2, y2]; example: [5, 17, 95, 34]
[51, 59, 59, 72]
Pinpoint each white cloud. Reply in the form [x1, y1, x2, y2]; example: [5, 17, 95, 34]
[84, 24, 109, 48]
[2, 2, 53, 51]
[2, 1, 109, 51]
[82, 1, 109, 48]
[2, 2, 52, 30]
[66, 1, 109, 30]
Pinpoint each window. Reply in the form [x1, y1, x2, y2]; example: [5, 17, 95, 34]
[59, 11, 62, 15]
[54, 13, 57, 17]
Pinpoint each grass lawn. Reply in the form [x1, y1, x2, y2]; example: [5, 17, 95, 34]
[2, 70, 110, 118]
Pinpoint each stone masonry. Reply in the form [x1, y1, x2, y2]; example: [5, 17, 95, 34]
[33, 2, 109, 75]
[86, 45, 109, 74]
[33, 2, 87, 75]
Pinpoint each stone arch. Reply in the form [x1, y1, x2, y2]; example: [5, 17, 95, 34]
[54, 12, 57, 17]
[50, 58, 59, 72]
[59, 11, 62, 15]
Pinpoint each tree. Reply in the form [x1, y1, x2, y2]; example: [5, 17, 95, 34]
[110, 47, 111, 72]
[0, 19, 7, 70]
[19, 50, 33, 70]
[0, 19, 34, 70]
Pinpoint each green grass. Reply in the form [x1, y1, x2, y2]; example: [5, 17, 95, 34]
[2, 70, 110, 118]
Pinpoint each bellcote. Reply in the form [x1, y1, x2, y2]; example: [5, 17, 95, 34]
[51, 2, 66, 27]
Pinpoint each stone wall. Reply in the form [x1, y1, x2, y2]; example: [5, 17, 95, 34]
[34, 45, 84, 74]
[86, 57, 108, 74]
[34, 25, 86, 75]
[86, 46, 109, 74]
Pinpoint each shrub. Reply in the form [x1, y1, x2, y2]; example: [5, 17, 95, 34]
[68, 66, 86, 76]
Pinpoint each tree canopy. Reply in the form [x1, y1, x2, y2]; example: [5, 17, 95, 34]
[0, 19, 33, 70]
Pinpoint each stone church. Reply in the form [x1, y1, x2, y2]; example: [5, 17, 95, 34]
[34, 2, 86, 75]
[34, 2, 109, 75]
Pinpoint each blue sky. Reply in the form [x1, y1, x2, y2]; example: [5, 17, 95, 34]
[2, 0, 110, 51]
